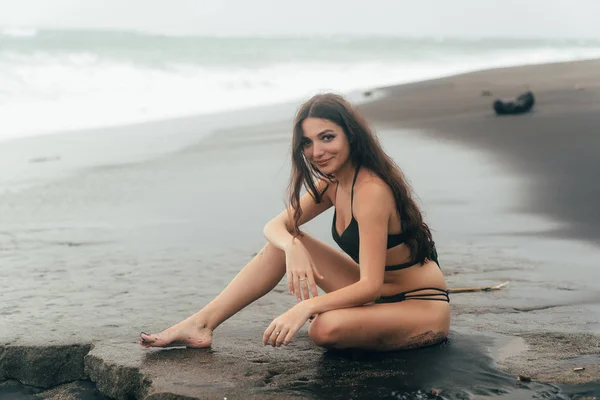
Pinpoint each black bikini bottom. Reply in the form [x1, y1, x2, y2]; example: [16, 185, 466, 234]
[375, 287, 450, 304]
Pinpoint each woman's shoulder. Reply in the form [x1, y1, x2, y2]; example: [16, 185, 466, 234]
[354, 170, 395, 211]
[356, 169, 391, 192]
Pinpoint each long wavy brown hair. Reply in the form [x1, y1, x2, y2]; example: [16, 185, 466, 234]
[288, 93, 435, 264]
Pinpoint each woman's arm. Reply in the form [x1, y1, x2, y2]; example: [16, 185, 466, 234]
[263, 179, 332, 250]
[303, 180, 391, 314]
[263, 179, 333, 299]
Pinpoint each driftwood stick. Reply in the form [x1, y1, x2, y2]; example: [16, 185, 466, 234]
[448, 281, 509, 294]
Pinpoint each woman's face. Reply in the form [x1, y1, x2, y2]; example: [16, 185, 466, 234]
[301, 117, 351, 174]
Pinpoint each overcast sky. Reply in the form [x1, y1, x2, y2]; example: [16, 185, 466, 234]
[1, 0, 599, 38]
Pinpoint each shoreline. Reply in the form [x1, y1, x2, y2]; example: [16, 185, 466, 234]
[2, 56, 598, 146]
[2, 58, 600, 399]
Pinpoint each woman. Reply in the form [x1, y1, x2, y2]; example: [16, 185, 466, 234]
[140, 93, 450, 351]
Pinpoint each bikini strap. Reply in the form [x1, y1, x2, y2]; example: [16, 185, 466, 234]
[402, 287, 448, 295]
[403, 288, 450, 302]
[350, 166, 360, 216]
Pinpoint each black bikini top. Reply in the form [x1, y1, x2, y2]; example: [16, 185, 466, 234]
[331, 166, 415, 269]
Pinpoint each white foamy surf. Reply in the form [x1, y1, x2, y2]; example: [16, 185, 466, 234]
[2, 29, 600, 141]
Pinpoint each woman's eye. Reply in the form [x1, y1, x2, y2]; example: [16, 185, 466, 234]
[323, 134, 335, 141]
[302, 140, 311, 148]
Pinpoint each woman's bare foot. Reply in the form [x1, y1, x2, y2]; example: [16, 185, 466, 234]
[140, 319, 213, 348]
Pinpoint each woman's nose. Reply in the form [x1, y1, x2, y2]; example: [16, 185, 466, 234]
[312, 143, 325, 158]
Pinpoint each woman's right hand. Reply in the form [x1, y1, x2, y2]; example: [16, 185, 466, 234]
[285, 240, 324, 301]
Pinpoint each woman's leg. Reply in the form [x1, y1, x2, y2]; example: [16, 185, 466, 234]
[308, 299, 450, 351]
[140, 233, 360, 348]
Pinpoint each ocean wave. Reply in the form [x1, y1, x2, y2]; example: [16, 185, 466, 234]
[2, 30, 600, 140]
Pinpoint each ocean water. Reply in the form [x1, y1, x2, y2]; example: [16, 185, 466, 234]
[2, 28, 600, 141]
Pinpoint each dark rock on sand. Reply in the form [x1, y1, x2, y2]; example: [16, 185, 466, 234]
[0, 344, 90, 388]
[493, 91, 535, 115]
[38, 381, 111, 399]
[85, 346, 151, 400]
[0, 380, 110, 400]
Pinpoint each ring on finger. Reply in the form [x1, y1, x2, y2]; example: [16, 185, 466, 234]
[274, 331, 280, 335]
[299, 277, 307, 281]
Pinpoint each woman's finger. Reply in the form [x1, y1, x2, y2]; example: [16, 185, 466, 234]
[293, 275, 302, 301]
[312, 264, 325, 280]
[263, 322, 276, 345]
[270, 326, 282, 347]
[287, 271, 294, 295]
[307, 274, 319, 298]
[301, 276, 310, 300]
[282, 327, 297, 346]
[275, 327, 289, 347]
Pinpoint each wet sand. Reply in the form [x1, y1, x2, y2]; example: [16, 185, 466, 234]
[1, 60, 600, 399]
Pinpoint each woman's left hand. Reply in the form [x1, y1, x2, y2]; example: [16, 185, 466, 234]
[263, 302, 312, 347]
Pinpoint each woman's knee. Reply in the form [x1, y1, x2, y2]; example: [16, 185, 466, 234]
[308, 312, 341, 347]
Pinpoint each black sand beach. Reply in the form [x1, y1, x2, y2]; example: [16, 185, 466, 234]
[1, 60, 600, 399]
